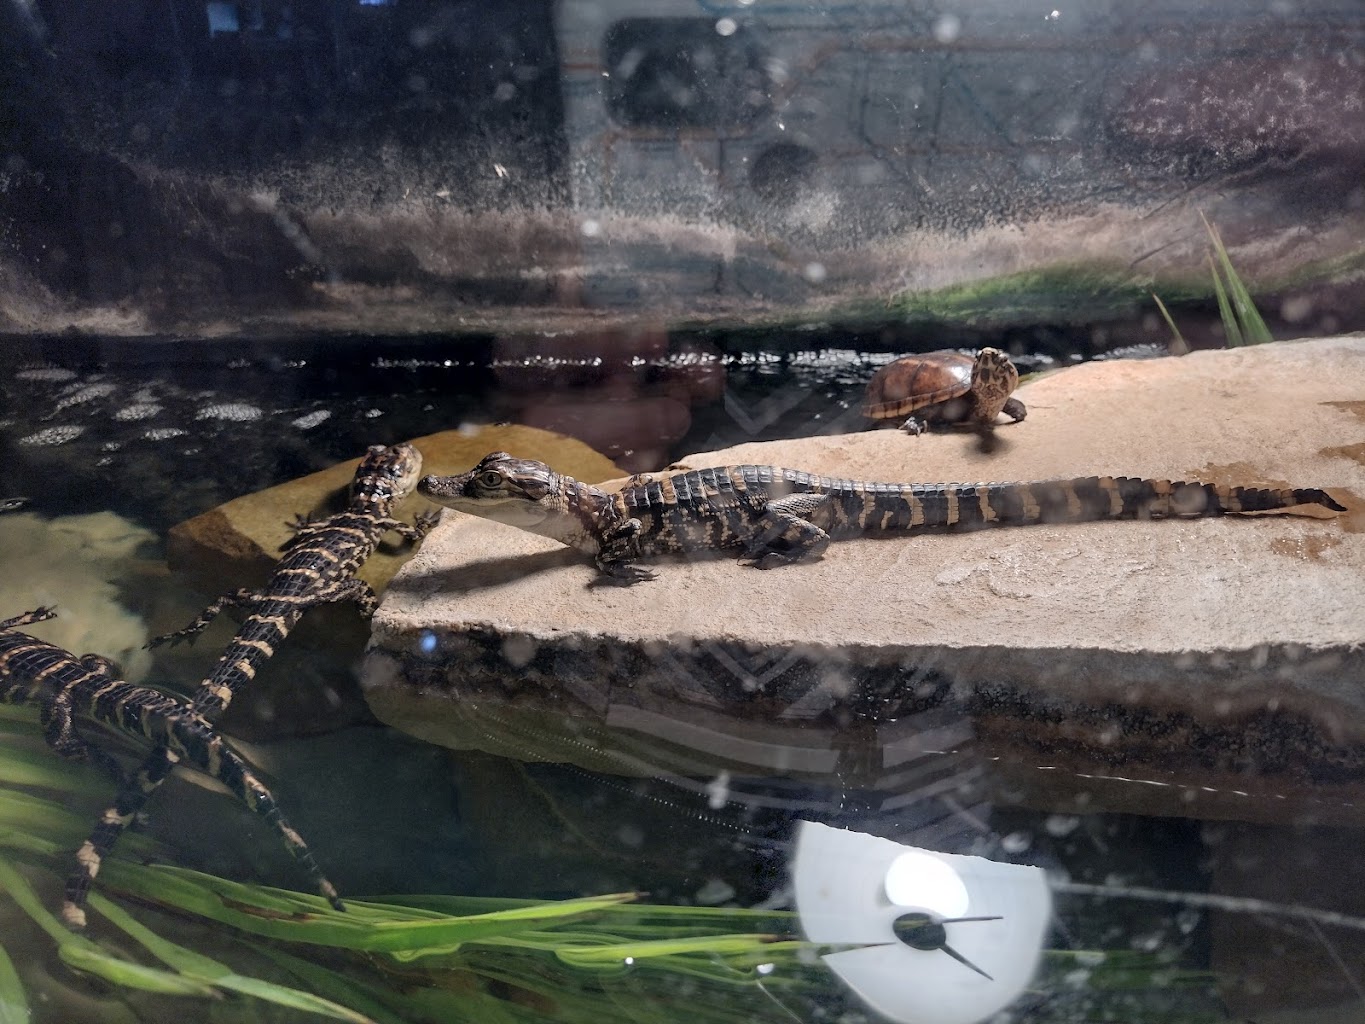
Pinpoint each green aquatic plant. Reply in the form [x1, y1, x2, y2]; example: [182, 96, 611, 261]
[1151, 215, 1274, 354]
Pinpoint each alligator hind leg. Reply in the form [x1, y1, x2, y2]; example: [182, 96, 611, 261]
[740, 494, 833, 569]
[147, 589, 258, 649]
[65, 737, 345, 927]
[63, 745, 179, 928]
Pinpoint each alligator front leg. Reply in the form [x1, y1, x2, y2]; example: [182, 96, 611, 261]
[739, 494, 833, 569]
[379, 511, 441, 545]
[591, 518, 657, 586]
[309, 577, 381, 616]
[1, 607, 57, 631]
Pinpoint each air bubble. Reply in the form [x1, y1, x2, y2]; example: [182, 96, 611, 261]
[932, 14, 960, 42]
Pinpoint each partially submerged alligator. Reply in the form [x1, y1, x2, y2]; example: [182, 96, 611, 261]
[111, 445, 435, 882]
[420, 452, 1346, 584]
[0, 607, 339, 927]
[150, 443, 434, 718]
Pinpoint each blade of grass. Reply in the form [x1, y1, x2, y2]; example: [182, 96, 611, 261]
[0, 791, 160, 859]
[1150, 293, 1189, 356]
[1209, 254, 1244, 347]
[0, 858, 216, 997]
[1202, 212, 1273, 344]
[88, 893, 376, 1024]
[0, 942, 30, 1024]
[552, 934, 787, 966]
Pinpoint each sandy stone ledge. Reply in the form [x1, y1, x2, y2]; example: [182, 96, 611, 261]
[366, 336, 1365, 824]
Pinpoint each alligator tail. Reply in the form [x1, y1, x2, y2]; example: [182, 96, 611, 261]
[898, 476, 1346, 530]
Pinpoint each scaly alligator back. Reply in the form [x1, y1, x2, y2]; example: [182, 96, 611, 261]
[0, 608, 340, 926]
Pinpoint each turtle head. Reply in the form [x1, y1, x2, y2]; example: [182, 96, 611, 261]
[971, 348, 1019, 405]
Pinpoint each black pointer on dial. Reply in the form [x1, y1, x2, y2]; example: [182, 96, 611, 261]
[893, 912, 1005, 981]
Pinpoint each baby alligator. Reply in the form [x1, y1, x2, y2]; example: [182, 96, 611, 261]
[114, 444, 432, 904]
[0, 608, 340, 927]
[420, 452, 1346, 584]
[150, 442, 433, 718]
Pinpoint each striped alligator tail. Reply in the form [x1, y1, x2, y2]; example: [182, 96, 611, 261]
[867, 476, 1347, 532]
[745, 474, 1345, 570]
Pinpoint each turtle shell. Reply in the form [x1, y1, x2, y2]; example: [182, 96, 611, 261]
[862, 351, 976, 421]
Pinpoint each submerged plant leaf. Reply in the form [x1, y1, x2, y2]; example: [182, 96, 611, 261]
[102, 862, 640, 953]
[552, 934, 789, 966]
[0, 742, 115, 794]
[0, 941, 30, 1024]
[259, 948, 433, 1024]
[89, 893, 376, 1023]
[0, 791, 159, 860]
[0, 859, 215, 997]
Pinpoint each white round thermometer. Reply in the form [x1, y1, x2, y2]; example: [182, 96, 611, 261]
[792, 821, 1052, 1024]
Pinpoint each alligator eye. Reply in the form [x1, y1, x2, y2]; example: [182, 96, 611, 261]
[480, 471, 504, 488]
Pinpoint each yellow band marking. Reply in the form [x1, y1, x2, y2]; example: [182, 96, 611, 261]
[910, 496, 925, 527]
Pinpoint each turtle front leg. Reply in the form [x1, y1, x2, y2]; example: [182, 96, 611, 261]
[898, 416, 929, 435]
[1002, 397, 1027, 423]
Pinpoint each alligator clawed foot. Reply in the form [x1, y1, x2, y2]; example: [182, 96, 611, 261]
[590, 563, 658, 587]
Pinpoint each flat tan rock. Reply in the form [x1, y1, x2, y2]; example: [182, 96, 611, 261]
[366, 336, 1365, 825]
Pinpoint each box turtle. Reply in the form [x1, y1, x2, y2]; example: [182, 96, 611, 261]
[862, 347, 1027, 434]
